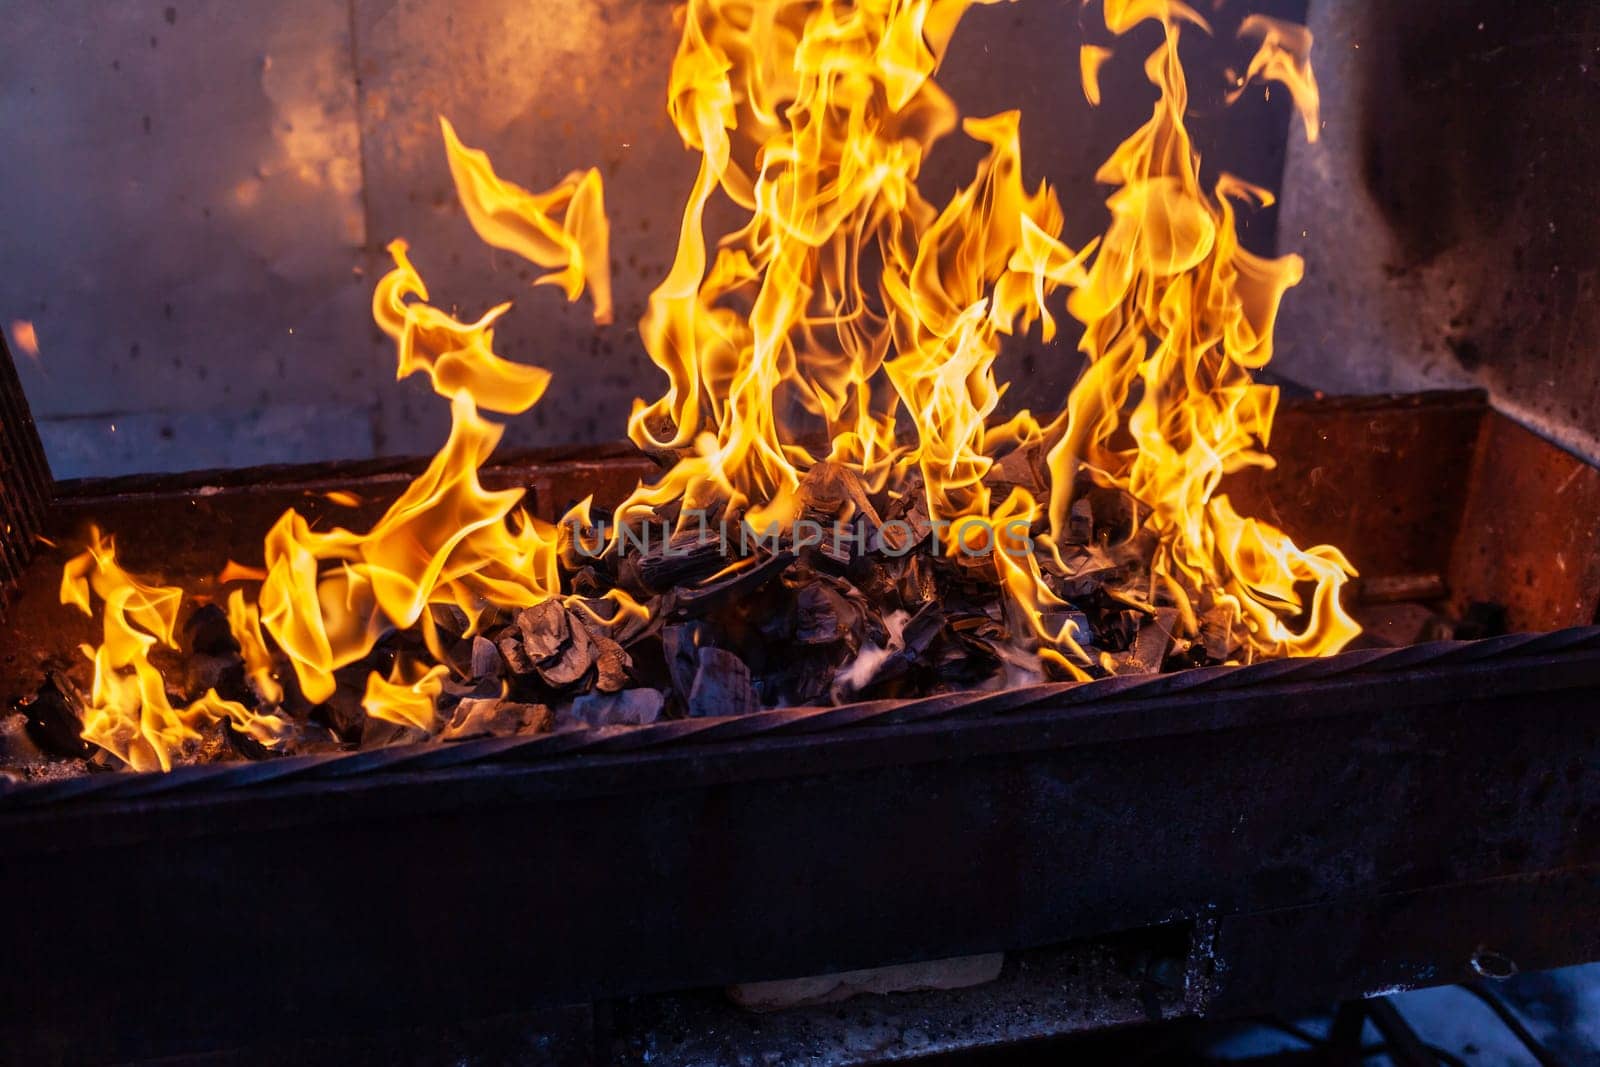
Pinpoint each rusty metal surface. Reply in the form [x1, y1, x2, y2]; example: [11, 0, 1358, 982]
[1449, 410, 1600, 631]
[1276, 0, 1600, 466]
[0, 625, 1596, 1062]
[0, 333, 50, 615]
[0, 390, 1506, 706]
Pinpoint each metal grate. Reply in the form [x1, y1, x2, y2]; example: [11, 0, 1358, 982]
[0, 332, 50, 612]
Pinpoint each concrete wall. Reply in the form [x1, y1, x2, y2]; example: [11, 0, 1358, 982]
[1276, 0, 1600, 464]
[1, 0, 1303, 478]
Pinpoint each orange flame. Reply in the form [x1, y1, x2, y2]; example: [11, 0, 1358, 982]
[62, 0, 1357, 770]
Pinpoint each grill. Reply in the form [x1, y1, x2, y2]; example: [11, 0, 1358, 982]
[1, 389, 1597, 1062]
[0, 335, 50, 615]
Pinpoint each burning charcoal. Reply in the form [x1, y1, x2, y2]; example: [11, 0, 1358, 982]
[1067, 497, 1094, 545]
[537, 613, 594, 688]
[566, 688, 664, 728]
[183, 603, 239, 657]
[688, 647, 758, 718]
[517, 600, 570, 661]
[637, 534, 729, 593]
[662, 623, 703, 704]
[1200, 605, 1242, 661]
[1041, 609, 1093, 648]
[1045, 544, 1122, 600]
[798, 461, 883, 528]
[985, 445, 1045, 496]
[590, 632, 633, 693]
[497, 633, 533, 675]
[314, 670, 370, 742]
[429, 604, 472, 640]
[672, 550, 793, 618]
[360, 715, 429, 749]
[1108, 608, 1178, 675]
[796, 582, 854, 645]
[0, 713, 47, 765]
[469, 635, 500, 680]
[184, 652, 248, 705]
[18, 673, 94, 759]
[440, 698, 552, 741]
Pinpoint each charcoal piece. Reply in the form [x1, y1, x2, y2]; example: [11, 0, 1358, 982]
[1040, 609, 1092, 647]
[1200, 605, 1241, 661]
[469, 635, 500, 680]
[662, 623, 703, 704]
[1045, 544, 1122, 600]
[517, 600, 570, 661]
[896, 553, 939, 607]
[798, 460, 883, 525]
[1067, 497, 1094, 545]
[429, 604, 472, 640]
[637, 535, 728, 592]
[672, 550, 793, 618]
[183, 603, 239, 657]
[831, 603, 944, 701]
[498, 633, 533, 675]
[275, 722, 341, 757]
[19, 673, 93, 759]
[688, 647, 758, 718]
[796, 582, 855, 645]
[440, 698, 552, 741]
[1109, 608, 1179, 675]
[1086, 485, 1137, 544]
[314, 670, 369, 742]
[567, 688, 664, 728]
[985, 445, 1045, 495]
[0, 712, 47, 765]
[440, 674, 501, 702]
[184, 652, 248, 706]
[360, 716, 429, 749]
[537, 614, 594, 688]
[591, 633, 632, 693]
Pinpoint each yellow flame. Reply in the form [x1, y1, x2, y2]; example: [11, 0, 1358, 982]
[441, 117, 614, 325]
[362, 661, 450, 732]
[62, 0, 1359, 771]
[60, 529, 291, 771]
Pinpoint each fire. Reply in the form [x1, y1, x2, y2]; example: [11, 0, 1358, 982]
[60, 0, 1357, 770]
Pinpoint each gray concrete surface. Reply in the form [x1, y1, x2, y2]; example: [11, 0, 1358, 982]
[2, 0, 1309, 479]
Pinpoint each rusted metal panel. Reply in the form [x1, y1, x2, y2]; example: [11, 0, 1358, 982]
[1225, 390, 1485, 591]
[0, 631, 1596, 1061]
[0, 333, 50, 615]
[1448, 411, 1600, 631]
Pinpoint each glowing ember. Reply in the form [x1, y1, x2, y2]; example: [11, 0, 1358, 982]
[57, 0, 1357, 771]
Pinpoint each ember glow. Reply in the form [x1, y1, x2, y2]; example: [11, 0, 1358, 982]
[59, 0, 1358, 771]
